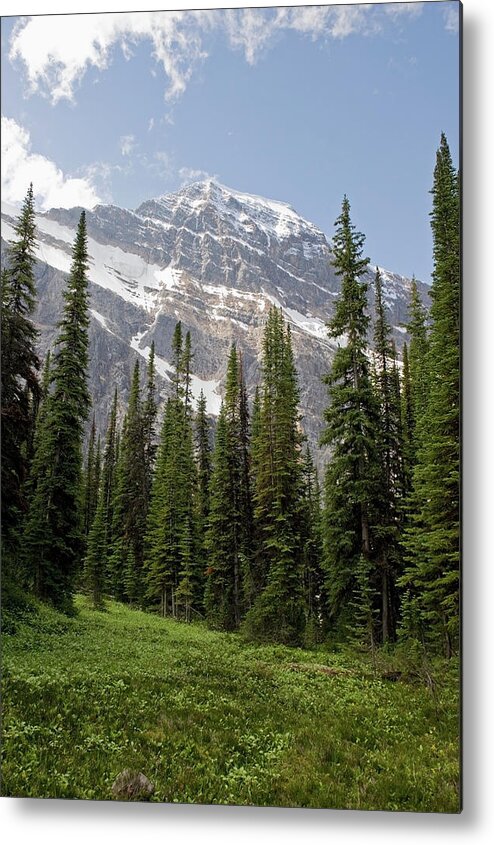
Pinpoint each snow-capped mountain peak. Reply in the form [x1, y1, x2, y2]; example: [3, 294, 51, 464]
[136, 179, 322, 243]
[1, 182, 428, 467]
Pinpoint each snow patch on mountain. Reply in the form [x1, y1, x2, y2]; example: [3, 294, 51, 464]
[130, 330, 222, 415]
[283, 307, 329, 342]
[90, 309, 115, 334]
[2, 203, 166, 312]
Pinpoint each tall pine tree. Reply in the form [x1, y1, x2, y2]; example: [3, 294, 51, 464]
[401, 134, 460, 656]
[246, 308, 305, 644]
[1, 185, 40, 581]
[145, 325, 200, 619]
[320, 197, 381, 642]
[372, 268, 405, 642]
[24, 211, 90, 611]
[109, 362, 147, 606]
[205, 345, 254, 629]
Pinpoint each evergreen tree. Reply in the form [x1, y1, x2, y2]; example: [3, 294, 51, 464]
[142, 342, 157, 505]
[320, 196, 381, 641]
[401, 134, 460, 656]
[237, 351, 255, 606]
[145, 399, 179, 615]
[406, 278, 429, 451]
[108, 422, 126, 600]
[23, 212, 90, 611]
[182, 330, 193, 414]
[109, 362, 147, 606]
[246, 308, 305, 644]
[83, 416, 98, 538]
[205, 406, 238, 628]
[171, 321, 183, 400]
[300, 446, 325, 645]
[1, 185, 40, 578]
[195, 390, 212, 573]
[145, 325, 200, 619]
[84, 487, 106, 609]
[174, 409, 200, 620]
[100, 389, 118, 580]
[400, 342, 414, 496]
[205, 345, 254, 629]
[372, 269, 405, 642]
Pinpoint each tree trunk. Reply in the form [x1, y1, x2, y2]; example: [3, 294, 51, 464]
[382, 566, 390, 644]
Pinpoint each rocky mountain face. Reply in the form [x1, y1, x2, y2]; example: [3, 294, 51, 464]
[1, 180, 429, 468]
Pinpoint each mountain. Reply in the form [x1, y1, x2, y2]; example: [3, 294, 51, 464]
[0, 180, 429, 467]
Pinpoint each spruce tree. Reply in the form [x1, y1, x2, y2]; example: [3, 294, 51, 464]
[205, 406, 238, 629]
[84, 488, 106, 609]
[320, 196, 381, 641]
[246, 308, 305, 644]
[400, 342, 414, 497]
[109, 362, 147, 606]
[171, 321, 183, 400]
[182, 330, 193, 414]
[145, 399, 180, 615]
[205, 345, 254, 629]
[100, 389, 118, 577]
[1, 185, 40, 578]
[406, 278, 429, 452]
[84, 389, 119, 600]
[237, 351, 255, 606]
[372, 269, 405, 642]
[300, 446, 325, 645]
[174, 407, 200, 620]
[24, 211, 90, 611]
[83, 415, 98, 538]
[195, 390, 212, 573]
[143, 342, 157, 506]
[401, 134, 460, 656]
[145, 324, 200, 618]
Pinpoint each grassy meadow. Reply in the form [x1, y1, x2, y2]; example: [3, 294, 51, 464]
[1, 596, 460, 811]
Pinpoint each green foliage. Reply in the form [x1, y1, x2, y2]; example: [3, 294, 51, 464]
[371, 269, 405, 642]
[145, 326, 200, 619]
[82, 415, 98, 539]
[142, 342, 158, 503]
[1, 185, 40, 577]
[99, 389, 118, 581]
[406, 277, 429, 442]
[83, 493, 106, 610]
[246, 309, 305, 645]
[109, 362, 147, 606]
[401, 134, 460, 657]
[1, 596, 460, 811]
[205, 345, 254, 630]
[194, 389, 212, 565]
[321, 197, 381, 639]
[23, 211, 90, 612]
[400, 342, 414, 496]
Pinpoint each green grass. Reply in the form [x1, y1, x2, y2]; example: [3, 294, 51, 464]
[1, 596, 460, 811]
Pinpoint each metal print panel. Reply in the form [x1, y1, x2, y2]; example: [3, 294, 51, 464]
[1, 1, 461, 812]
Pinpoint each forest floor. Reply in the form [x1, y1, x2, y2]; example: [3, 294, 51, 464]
[1, 596, 460, 812]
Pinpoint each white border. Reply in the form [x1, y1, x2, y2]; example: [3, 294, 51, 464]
[2, 1, 493, 842]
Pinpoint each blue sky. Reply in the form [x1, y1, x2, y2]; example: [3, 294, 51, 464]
[1, 2, 460, 282]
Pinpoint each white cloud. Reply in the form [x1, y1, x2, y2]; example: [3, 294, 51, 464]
[383, 3, 425, 21]
[8, 6, 428, 104]
[1, 116, 101, 210]
[9, 10, 215, 104]
[178, 166, 216, 185]
[120, 134, 136, 156]
[148, 117, 155, 132]
[444, 5, 460, 35]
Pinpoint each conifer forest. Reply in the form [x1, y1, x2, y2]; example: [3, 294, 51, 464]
[1, 134, 460, 810]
